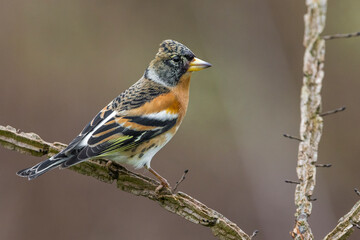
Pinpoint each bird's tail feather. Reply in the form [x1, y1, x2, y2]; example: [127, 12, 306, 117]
[17, 155, 72, 180]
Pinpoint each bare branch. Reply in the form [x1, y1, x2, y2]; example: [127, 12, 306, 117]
[0, 125, 251, 240]
[323, 200, 360, 239]
[291, 0, 327, 239]
[322, 32, 360, 40]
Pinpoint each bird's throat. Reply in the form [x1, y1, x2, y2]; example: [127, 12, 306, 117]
[169, 72, 192, 120]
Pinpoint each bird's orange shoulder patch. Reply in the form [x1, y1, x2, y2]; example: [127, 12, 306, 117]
[126, 92, 180, 116]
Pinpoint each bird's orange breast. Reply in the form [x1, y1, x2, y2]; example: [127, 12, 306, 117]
[169, 71, 192, 123]
[126, 72, 192, 125]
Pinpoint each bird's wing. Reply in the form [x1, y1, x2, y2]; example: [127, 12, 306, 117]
[62, 104, 114, 155]
[60, 80, 179, 167]
[61, 78, 170, 156]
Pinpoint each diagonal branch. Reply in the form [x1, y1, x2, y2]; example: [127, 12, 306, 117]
[291, 0, 327, 239]
[323, 200, 360, 240]
[0, 124, 251, 240]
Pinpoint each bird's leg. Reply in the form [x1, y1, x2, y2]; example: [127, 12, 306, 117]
[105, 160, 113, 168]
[146, 166, 171, 192]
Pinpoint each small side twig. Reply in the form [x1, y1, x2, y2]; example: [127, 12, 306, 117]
[173, 169, 189, 192]
[315, 163, 332, 168]
[283, 134, 303, 142]
[250, 230, 259, 239]
[307, 197, 317, 202]
[285, 180, 300, 185]
[320, 106, 346, 117]
[354, 188, 360, 197]
[322, 32, 360, 40]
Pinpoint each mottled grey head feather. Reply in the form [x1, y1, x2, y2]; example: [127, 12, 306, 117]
[145, 40, 195, 87]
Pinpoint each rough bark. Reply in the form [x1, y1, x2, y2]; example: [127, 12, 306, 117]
[0, 125, 251, 240]
[323, 200, 360, 240]
[291, 1, 327, 238]
[291, 1, 360, 239]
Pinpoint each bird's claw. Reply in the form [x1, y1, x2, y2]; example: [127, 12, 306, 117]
[155, 180, 172, 194]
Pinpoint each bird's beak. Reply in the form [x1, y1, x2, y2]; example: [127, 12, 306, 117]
[188, 57, 212, 72]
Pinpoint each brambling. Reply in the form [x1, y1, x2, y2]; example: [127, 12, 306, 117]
[17, 39, 211, 189]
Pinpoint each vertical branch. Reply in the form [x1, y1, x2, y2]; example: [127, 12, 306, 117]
[291, 0, 327, 239]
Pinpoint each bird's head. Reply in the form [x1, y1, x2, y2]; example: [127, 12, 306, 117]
[145, 40, 211, 87]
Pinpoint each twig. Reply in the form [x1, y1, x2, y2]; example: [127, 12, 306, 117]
[291, 0, 327, 239]
[354, 188, 360, 197]
[315, 164, 332, 168]
[0, 125, 251, 240]
[283, 134, 303, 142]
[307, 197, 317, 202]
[250, 230, 259, 239]
[173, 169, 189, 192]
[320, 106, 346, 117]
[322, 32, 360, 40]
[285, 180, 300, 185]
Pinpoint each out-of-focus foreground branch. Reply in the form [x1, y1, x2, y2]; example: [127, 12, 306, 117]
[0, 125, 251, 240]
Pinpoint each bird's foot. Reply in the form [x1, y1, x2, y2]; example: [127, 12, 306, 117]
[155, 179, 172, 194]
[105, 160, 113, 168]
[146, 166, 172, 194]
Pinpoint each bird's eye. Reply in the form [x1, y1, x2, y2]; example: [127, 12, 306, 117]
[172, 56, 181, 62]
[185, 55, 194, 61]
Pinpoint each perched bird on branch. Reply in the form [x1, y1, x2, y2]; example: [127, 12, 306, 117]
[17, 39, 211, 190]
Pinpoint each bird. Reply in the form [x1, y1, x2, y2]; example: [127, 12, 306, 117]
[17, 39, 211, 190]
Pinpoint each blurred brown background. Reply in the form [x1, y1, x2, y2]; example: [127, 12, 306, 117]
[1, 1, 360, 239]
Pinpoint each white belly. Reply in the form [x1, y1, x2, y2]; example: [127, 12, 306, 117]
[109, 132, 174, 169]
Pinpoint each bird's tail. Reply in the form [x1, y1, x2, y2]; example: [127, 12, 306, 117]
[17, 155, 71, 180]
